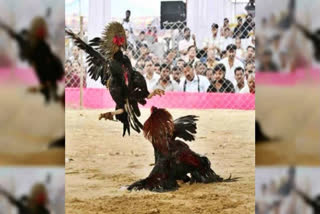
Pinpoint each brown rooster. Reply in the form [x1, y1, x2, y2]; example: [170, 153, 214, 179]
[127, 106, 237, 192]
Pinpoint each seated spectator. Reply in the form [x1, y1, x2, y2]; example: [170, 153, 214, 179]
[203, 23, 221, 53]
[248, 73, 255, 94]
[205, 68, 214, 82]
[65, 59, 72, 74]
[221, 18, 230, 38]
[220, 27, 234, 51]
[164, 49, 177, 68]
[172, 66, 182, 84]
[220, 50, 227, 60]
[245, 61, 255, 80]
[220, 44, 244, 83]
[137, 43, 151, 61]
[143, 59, 160, 91]
[235, 38, 245, 61]
[195, 61, 207, 75]
[154, 63, 161, 75]
[178, 27, 196, 58]
[151, 54, 161, 65]
[185, 45, 200, 67]
[153, 63, 180, 92]
[207, 63, 235, 93]
[233, 67, 249, 93]
[259, 49, 279, 71]
[245, 46, 255, 64]
[206, 49, 219, 69]
[240, 14, 254, 39]
[135, 58, 145, 74]
[65, 60, 86, 88]
[179, 63, 210, 92]
[233, 16, 244, 38]
[176, 58, 185, 71]
[136, 31, 148, 49]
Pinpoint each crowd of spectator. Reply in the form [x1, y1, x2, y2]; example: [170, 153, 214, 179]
[65, 10, 255, 94]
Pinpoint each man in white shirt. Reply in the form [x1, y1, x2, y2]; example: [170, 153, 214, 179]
[220, 44, 244, 83]
[220, 27, 235, 51]
[122, 10, 133, 34]
[179, 27, 196, 57]
[179, 63, 210, 92]
[143, 59, 160, 91]
[233, 67, 249, 93]
[152, 63, 180, 92]
[203, 23, 222, 53]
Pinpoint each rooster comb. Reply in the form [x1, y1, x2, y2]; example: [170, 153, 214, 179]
[100, 22, 127, 60]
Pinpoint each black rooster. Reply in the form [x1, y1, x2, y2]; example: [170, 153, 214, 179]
[65, 22, 164, 136]
[0, 17, 64, 103]
[295, 22, 320, 62]
[127, 106, 237, 192]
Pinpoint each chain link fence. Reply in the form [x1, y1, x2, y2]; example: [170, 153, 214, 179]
[65, 12, 255, 109]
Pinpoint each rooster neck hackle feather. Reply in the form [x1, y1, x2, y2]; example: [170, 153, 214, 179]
[100, 22, 127, 60]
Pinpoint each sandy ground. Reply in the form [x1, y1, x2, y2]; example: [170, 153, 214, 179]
[0, 83, 65, 165]
[65, 108, 255, 214]
[256, 85, 320, 165]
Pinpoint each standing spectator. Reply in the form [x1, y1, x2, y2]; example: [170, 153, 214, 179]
[179, 63, 210, 92]
[207, 63, 235, 93]
[143, 59, 160, 91]
[172, 66, 182, 84]
[206, 49, 219, 69]
[178, 27, 196, 60]
[220, 44, 244, 83]
[203, 23, 221, 53]
[234, 67, 249, 93]
[233, 16, 244, 38]
[186, 45, 199, 67]
[122, 10, 133, 34]
[153, 64, 180, 92]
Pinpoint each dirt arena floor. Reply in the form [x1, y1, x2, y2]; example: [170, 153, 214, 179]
[0, 83, 65, 165]
[256, 84, 320, 165]
[65, 108, 255, 214]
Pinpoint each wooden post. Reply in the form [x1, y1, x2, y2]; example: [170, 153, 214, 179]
[79, 16, 84, 109]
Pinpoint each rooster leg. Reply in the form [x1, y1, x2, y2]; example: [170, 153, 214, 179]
[147, 89, 165, 99]
[99, 109, 124, 121]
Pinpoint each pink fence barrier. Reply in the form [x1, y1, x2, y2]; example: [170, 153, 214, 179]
[256, 68, 320, 86]
[65, 88, 255, 110]
[0, 67, 38, 85]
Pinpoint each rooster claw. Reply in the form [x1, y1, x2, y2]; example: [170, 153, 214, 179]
[99, 112, 114, 120]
